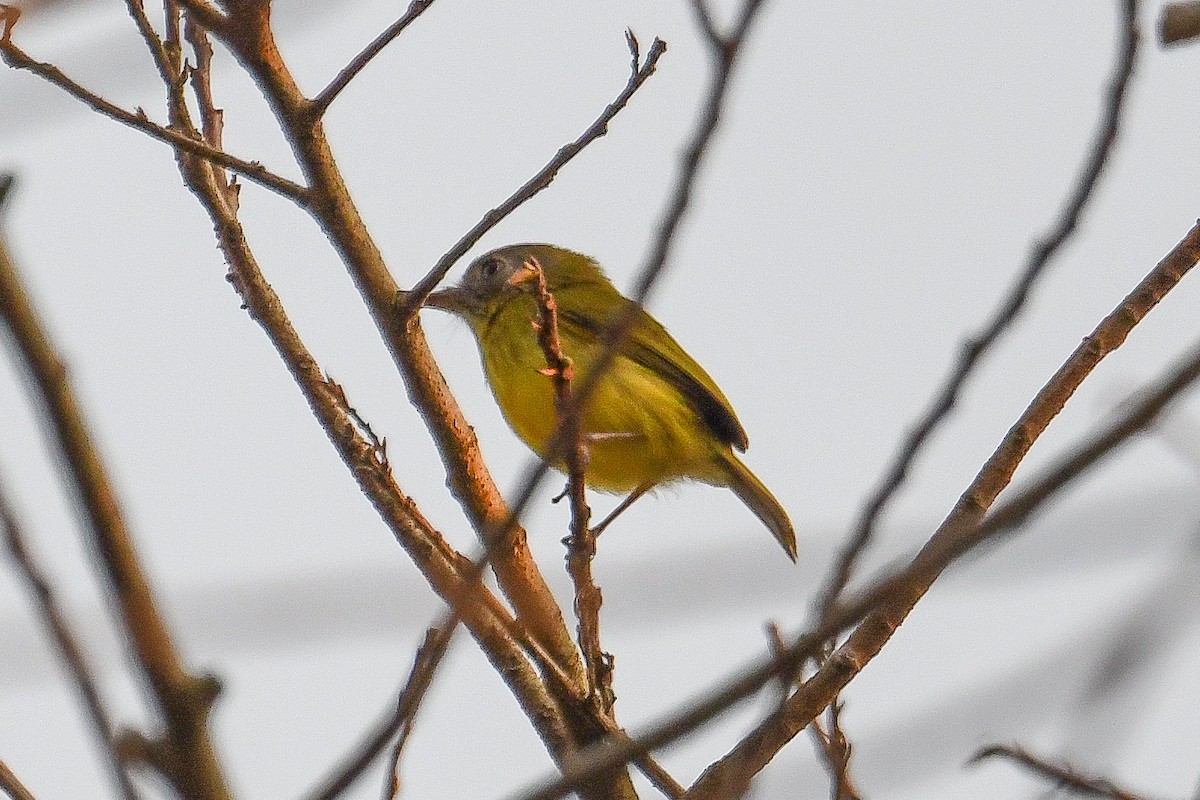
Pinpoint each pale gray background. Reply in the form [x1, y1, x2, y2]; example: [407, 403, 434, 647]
[2, 1, 1200, 798]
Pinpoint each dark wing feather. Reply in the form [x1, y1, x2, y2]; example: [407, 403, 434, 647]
[557, 294, 749, 452]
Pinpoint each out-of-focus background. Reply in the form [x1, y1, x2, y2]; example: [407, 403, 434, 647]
[2, 1, 1200, 798]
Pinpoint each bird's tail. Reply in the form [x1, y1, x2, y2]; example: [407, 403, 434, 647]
[718, 452, 796, 562]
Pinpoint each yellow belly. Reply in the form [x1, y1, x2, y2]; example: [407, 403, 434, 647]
[479, 312, 723, 492]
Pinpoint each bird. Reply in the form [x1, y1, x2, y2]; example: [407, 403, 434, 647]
[423, 243, 796, 561]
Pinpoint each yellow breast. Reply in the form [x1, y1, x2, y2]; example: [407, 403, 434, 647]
[477, 299, 722, 492]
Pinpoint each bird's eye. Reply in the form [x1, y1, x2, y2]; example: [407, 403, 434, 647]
[481, 258, 500, 278]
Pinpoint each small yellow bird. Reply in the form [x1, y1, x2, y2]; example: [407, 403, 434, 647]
[425, 243, 796, 561]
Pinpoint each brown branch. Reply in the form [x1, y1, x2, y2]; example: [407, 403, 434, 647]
[401, 31, 667, 311]
[0, 194, 231, 798]
[971, 745, 1153, 800]
[173, 0, 226, 34]
[156, 19, 583, 773]
[308, 0, 436, 119]
[526, 257, 614, 714]
[0, 474, 139, 800]
[513, 217, 1200, 800]
[0, 22, 306, 202]
[822, 0, 1140, 617]
[123, 0, 174, 86]
[0, 760, 37, 800]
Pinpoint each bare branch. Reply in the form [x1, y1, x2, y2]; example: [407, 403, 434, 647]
[0, 193, 231, 799]
[686, 1, 720, 45]
[402, 32, 667, 311]
[824, 0, 1140, 616]
[0, 31, 306, 202]
[0, 760, 37, 800]
[971, 745, 1153, 800]
[309, 0, 436, 119]
[0, 475, 139, 800]
[123, 0, 174, 86]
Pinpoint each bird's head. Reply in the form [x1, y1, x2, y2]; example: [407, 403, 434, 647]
[424, 243, 609, 321]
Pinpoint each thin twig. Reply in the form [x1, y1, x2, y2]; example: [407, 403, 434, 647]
[308, 0, 435, 119]
[820, 0, 1140, 618]
[0, 32, 305, 202]
[0, 475, 139, 800]
[0, 760, 37, 800]
[809, 701, 862, 800]
[123, 0, 174, 86]
[526, 257, 614, 714]
[303, 625, 457, 800]
[971, 745, 1152, 800]
[512, 218, 1200, 800]
[401, 31, 667, 313]
[0, 205, 230, 799]
[184, 16, 224, 156]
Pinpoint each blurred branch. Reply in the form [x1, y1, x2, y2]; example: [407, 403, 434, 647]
[0, 18, 307, 202]
[309, 0, 435, 119]
[1161, 1, 1200, 45]
[0, 192, 230, 798]
[382, 628, 451, 800]
[971, 745, 1153, 800]
[0, 760, 36, 800]
[0, 474, 139, 800]
[823, 0, 1140, 616]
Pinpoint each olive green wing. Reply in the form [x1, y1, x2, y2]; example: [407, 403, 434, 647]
[555, 288, 749, 452]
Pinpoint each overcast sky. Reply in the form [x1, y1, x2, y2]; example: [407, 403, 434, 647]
[3, 1, 1200, 798]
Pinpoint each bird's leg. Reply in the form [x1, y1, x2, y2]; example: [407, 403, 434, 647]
[590, 483, 654, 538]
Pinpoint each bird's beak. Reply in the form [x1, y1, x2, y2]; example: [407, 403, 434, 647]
[423, 287, 474, 315]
